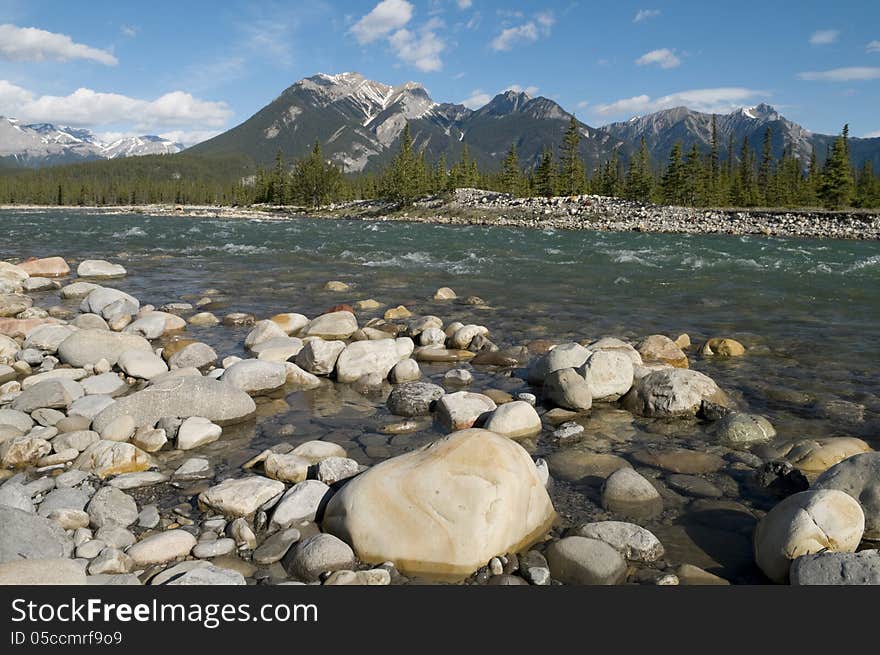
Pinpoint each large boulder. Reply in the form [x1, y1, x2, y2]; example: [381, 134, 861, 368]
[753, 489, 864, 583]
[621, 368, 730, 417]
[714, 412, 776, 448]
[57, 329, 151, 367]
[302, 311, 358, 340]
[334, 338, 411, 383]
[322, 429, 556, 580]
[92, 377, 256, 433]
[0, 506, 73, 564]
[813, 452, 880, 539]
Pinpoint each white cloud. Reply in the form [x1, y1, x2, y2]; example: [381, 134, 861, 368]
[576, 100, 590, 110]
[635, 48, 681, 69]
[0, 24, 118, 65]
[865, 130, 880, 138]
[867, 40, 880, 53]
[505, 84, 539, 95]
[490, 11, 554, 51]
[810, 29, 839, 45]
[121, 25, 137, 38]
[634, 9, 660, 23]
[456, 0, 472, 8]
[594, 87, 768, 117]
[797, 67, 880, 81]
[460, 89, 490, 109]
[389, 24, 445, 72]
[351, 0, 413, 44]
[0, 80, 232, 131]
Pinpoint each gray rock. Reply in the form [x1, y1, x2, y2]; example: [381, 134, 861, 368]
[68, 394, 115, 421]
[0, 409, 33, 432]
[221, 360, 287, 395]
[543, 368, 592, 412]
[270, 480, 332, 529]
[0, 558, 86, 584]
[284, 533, 355, 582]
[545, 536, 628, 585]
[87, 486, 138, 528]
[23, 324, 76, 353]
[57, 329, 151, 367]
[79, 287, 139, 317]
[622, 368, 730, 418]
[527, 342, 590, 385]
[92, 376, 256, 433]
[790, 550, 880, 585]
[254, 528, 301, 564]
[435, 391, 497, 430]
[166, 565, 246, 585]
[0, 481, 34, 512]
[81, 372, 128, 397]
[117, 350, 168, 380]
[37, 487, 91, 516]
[601, 468, 663, 518]
[0, 505, 73, 563]
[77, 260, 127, 279]
[198, 476, 285, 518]
[168, 342, 217, 369]
[176, 416, 221, 450]
[386, 382, 445, 417]
[295, 339, 345, 376]
[572, 521, 665, 562]
[814, 452, 880, 539]
[579, 349, 634, 401]
[714, 412, 776, 447]
[11, 378, 84, 412]
[192, 538, 237, 559]
[316, 457, 360, 485]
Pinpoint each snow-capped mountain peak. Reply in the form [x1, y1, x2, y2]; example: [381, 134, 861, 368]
[0, 116, 184, 166]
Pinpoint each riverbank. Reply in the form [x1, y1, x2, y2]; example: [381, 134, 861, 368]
[0, 213, 878, 586]
[4, 188, 880, 240]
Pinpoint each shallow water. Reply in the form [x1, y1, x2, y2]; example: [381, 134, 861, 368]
[2, 209, 880, 583]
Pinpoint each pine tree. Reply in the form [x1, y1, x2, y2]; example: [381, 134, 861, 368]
[757, 127, 773, 204]
[271, 150, 287, 205]
[500, 143, 524, 196]
[709, 114, 720, 204]
[558, 116, 586, 195]
[290, 141, 342, 207]
[534, 147, 557, 197]
[818, 124, 855, 209]
[624, 137, 652, 202]
[660, 142, 685, 205]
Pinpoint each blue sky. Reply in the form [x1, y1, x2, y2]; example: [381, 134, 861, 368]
[1, 0, 879, 145]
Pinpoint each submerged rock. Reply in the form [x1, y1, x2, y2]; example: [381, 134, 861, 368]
[622, 368, 730, 417]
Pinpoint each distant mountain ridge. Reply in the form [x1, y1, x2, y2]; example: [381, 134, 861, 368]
[0, 117, 184, 167]
[5, 72, 879, 172]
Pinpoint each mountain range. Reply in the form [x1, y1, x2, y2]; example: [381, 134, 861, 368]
[4, 72, 879, 172]
[0, 117, 184, 167]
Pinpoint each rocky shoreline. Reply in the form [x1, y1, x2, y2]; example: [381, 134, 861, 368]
[4, 188, 880, 240]
[1, 255, 878, 586]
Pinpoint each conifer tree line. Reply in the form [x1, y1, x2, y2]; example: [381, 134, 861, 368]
[1, 118, 878, 210]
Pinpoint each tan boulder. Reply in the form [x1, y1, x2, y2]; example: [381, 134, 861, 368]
[323, 429, 555, 580]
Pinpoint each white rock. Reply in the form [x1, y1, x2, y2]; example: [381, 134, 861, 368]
[483, 401, 542, 439]
[177, 416, 222, 450]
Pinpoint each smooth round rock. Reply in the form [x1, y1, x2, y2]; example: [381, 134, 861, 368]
[545, 536, 628, 585]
